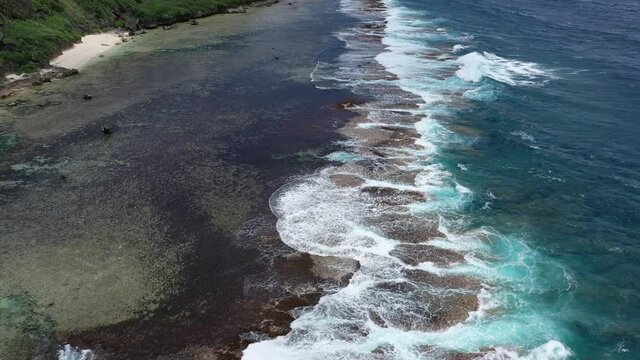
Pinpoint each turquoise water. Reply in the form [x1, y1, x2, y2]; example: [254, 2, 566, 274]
[243, 0, 640, 359]
[416, 0, 640, 357]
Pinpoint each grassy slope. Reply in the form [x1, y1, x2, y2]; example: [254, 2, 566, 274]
[0, 0, 247, 74]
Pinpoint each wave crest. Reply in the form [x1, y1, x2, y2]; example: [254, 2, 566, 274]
[456, 51, 553, 86]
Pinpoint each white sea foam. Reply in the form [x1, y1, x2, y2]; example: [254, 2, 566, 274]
[456, 51, 552, 86]
[58, 345, 93, 360]
[463, 85, 499, 101]
[325, 151, 367, 162]
[244, 0, 570, 358]
[466, 285, 500, 321]
[482, 341, 572, 360]
[510, 130, 536, 142]
[453, 44, 468, 53]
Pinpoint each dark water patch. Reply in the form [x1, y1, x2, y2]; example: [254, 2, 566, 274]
[0, 0, 358, 358]
[153, 33, 249, 54]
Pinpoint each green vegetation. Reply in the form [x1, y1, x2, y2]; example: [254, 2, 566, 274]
[0, 0, 247, 74]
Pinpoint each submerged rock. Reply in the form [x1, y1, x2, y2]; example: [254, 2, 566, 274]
[361, 186, 425, 205]
[310, 255, 360, 283]
[329, 173, 365, 187]
[390, 244, 465, 266]
[336, 98, 363, 109]
[369, 281, 478, 331]
[373, 213, 445, 243]
[405, 269, 481, 290]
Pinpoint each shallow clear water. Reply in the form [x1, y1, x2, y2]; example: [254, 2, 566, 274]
[243, 0, 640, 359]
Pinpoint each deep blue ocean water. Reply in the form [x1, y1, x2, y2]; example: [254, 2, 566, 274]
[243, 0, 640, 359]
[415, 0, 640, 358]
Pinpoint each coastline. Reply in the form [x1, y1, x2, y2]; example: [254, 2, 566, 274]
[243, 0, 487, 357]
[1, 33, 122, 99]
[49, 32, 124, 71]
[1, 0, 637, 357]
[0, 0, 280, 100]
[0, 0, 356, 358]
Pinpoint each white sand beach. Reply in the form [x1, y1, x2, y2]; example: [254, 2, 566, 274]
[50, 32, 122, 70]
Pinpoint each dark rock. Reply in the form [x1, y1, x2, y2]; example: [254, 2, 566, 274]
[362, 23, 383, 29]
[112, 3, 122, 16]
[310, 255, 360, 284]
[370, 280, 478, 331]
[329, 174, 365, 187]
[368, 309, 386, 327]
[35, 99, 61, 108]
[124, 18, 140, 31]
[405, 269, 481, 290]
[372, 213, 445, 243]
[390, 244, 464, 266]
[190, 19, 199, 25]
[336, 98, 363, 109]
[82, 94, 92, 100]
[445, 352, 488, 360]
[361, 186, 425, 205]
[143, 21, 159, 29]
[101, 125, 113, 135]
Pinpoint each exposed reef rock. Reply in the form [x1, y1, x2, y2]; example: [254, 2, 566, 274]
[1, 67, 78, 99]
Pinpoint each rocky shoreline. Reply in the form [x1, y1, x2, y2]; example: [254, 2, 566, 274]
[0, 67, 78, 99]
[0, 0, 282, 99]
[242, 0, 491, 357]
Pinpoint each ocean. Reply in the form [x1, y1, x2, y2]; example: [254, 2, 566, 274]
[243, 0, 640, 359]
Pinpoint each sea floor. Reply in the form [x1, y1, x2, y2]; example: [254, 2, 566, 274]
[0, 0, 357, 358]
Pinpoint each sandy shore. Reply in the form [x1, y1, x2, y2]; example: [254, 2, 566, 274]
[1, 32, 122, 98]
[50, 32, 122, 70]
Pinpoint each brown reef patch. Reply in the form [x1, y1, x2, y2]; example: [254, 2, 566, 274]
[390, 244, 465, 266]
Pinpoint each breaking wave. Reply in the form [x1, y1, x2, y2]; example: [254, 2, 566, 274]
[456, 51, 553, 86]
[58, 345, 93, 360]
[244, 0, 570, 359]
